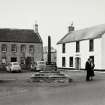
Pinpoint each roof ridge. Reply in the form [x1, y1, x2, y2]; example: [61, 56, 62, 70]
[74, 24, 105, 32]
[57, 23, 105, 44]
[0, 28, 42, 43]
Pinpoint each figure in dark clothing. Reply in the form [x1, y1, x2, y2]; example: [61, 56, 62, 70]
[90, 58, 95, 80]
[85, 58, 91, 81]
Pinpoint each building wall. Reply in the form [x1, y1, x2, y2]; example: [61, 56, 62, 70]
[57, 44, 62, 67]
[0, 42, 43, 65]
[93, 38, 102, 69]
[80, 38, 102, 69]
[34, 43, 43, 62]
[101, 33, 105, 69]
[57, 38, 102, 69]
[66, 42, 76, 68]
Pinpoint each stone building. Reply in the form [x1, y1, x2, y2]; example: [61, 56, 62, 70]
[0, 24, 43, 69]
[57, 24, 105, 70]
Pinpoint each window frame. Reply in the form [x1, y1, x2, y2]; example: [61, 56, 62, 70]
[76, 41, 80, 52]
[11, 44, 17, 52]
[89, 39, 94, 52]
[62, 43, 65, 53]
[29, 45, 34, 53]
[69, 57, 73, 67]
[20, 57, 25, 64]
[21, 44, 26, 53]
[62, 57, 66, 67]
[1, 44, 7, 52]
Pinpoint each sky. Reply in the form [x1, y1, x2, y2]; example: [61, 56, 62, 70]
[0, 0, 105, 48]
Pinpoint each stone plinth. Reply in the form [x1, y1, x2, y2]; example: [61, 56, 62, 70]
[45, 64, 57, 71]
[31, 69, 72, 83]
[30, 35, 72, 83]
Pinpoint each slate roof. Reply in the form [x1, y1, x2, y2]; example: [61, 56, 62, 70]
[57, 24, 105, 44]
[0, 28, 42, 43]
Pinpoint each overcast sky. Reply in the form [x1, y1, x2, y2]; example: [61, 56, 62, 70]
[0, 0, 105, 48]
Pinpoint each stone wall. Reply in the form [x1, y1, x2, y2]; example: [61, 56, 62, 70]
[0, 42, 43, 65]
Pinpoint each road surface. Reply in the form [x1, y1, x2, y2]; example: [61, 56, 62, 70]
[0, 71, 105, 105]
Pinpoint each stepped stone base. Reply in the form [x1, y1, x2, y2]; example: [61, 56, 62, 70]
[31, 64, 72, 83]
[44, 64, 57, 71]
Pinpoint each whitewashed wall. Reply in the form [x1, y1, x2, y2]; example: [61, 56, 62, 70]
[57, 38, 102, 69]
[66, 42, 75, 68]
[101, 33, 105, 69]
[80, 38, 101, 69]
[93, 38, 102, 69]
[80, 40, 89, 69]
[57, 44, 62, 67]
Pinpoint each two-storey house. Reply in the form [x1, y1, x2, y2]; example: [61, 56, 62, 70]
[57, 24, 105, 70]
[0, 24, 43, 69]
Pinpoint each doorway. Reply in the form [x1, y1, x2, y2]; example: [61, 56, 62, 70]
[75, 57, 81, 69]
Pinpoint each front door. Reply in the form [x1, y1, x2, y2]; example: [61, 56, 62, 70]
[75, 57, 81, 69]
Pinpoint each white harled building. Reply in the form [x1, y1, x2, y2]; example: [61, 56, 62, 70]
[57, 24, 105, 70]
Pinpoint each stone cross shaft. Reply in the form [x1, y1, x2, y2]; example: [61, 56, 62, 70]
[47, 36, 51, 64]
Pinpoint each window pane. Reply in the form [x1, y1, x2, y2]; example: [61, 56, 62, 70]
[11, 57, 17, 62]
[29, 45, 34, 53]
[89, 39, 94, 51]
[76, 41, 80, 52]
[62, 57, 66, 67]
[20, 57, 25, 64]
[1, 57, 6, 64]
[1, 44, 7, 52]
[11, 44, 17, 52]
[62, 43, 65, 53]
[69, 57, 73, 67]
[21, 45, 26, 52]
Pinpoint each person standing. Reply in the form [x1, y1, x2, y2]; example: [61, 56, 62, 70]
[90, 58, 95, 80]
[85, 58, 91, 81]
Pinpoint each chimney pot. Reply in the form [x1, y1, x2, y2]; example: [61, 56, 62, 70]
[35, 23, 38, 33]
[68, 23, 75, 32]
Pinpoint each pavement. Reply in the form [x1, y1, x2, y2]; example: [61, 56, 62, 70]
[0, 70, 105, 105]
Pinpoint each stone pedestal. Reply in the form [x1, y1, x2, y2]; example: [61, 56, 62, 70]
[45, 64, 57, 71]
[30, 35, 72, 83]
[31, 64, 72, 83]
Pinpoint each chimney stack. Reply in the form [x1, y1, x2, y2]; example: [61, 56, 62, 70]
[35, 23, 38, 33]
[68, 22, 75, 33]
